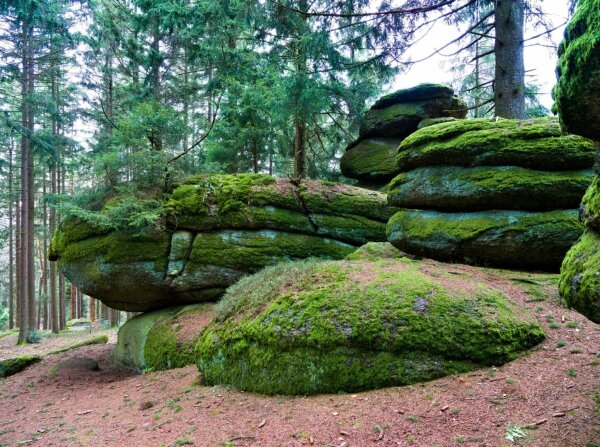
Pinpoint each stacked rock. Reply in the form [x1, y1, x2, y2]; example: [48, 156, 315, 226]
[554, 0, 600, 323]
[340, 83, 467, 187]
[50, 174, 398, 312]
[385, 117, 596, 271]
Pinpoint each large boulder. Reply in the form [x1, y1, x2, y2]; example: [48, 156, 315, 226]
[113, 304, 214, 371]
[387, 209, 583, 270]
[196, 258, 545, 395]
[395, 118, 595, 172]
[553, 0, 600, 141]
[385, 118, 594, 270]
[388, 166, 593, 212]
[50, 174, 397, 312]
[559, 230, 600, 323]
[341, 84, 467, 185]
[555, 0, 600, 323]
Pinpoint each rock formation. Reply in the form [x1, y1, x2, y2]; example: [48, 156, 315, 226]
[196, 257, 545, 395]
[340, 84, 467, 187]
[555, 0, 600, 323]
[50, 174, 397, 312]
[386, 118, 595, 270]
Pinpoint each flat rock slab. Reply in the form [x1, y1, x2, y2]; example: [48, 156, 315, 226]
[387, 166, 593, 212]
[50, 174, 397, 312]
[386, 209, 583, 271]
[396, 118, 595, 172]
[197, 258, 544, 395]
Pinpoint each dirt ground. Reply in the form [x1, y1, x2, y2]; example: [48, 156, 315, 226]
[0, 264, 599, 447]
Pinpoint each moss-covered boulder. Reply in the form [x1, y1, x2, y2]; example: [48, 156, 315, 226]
[553, 0, 600, 141]
[360, 86, 467, 139]
[196, 259, 544, 395]
[51, 174, 397, 311]
[559, 231, 600, 323]
[113, 304, 214, 371]
[387, 166, 593, 212]
[341, 84, 467, 184]
[387, 209, 583, 270]
[580, 177, 600, 231]
[0, 355, 42, 378]
[396, 118, 595, 172]
[340, 138, 401, 183]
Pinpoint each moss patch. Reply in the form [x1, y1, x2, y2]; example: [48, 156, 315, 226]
[197, 259, 544, 395]
[559, 230, 600, 323]
[387, 209, 583, 271]
[580, 177, 600, 231]
[387, 166, 593, 212]
[340, 138, 402, 182]
[0, 355, 42, 378]
[396, 118, 595, 172]
[553, 0, 600, 140]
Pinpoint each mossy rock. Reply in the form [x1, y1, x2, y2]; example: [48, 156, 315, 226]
[386, 209, 583, 271]
[553, 0, 600, 140]
[580, 176, 600, 231]
[345, 242, 412, 261]
[559, 230, 600, 323]
[196, 259, 544, 395]
[340, 138, 402, 182]
[51, 174, 396, 311]
[372, 84, 456, 109]
[417, 117, 458, 129]
[360, 96, 467, 139]
[0, 355, 42, 378]
[396, 118, 596, 172]
[113, 304, 214, 371]
[387, 166, 593, 212]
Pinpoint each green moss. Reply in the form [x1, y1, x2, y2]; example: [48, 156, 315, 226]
[340, 138, 401, 181]
[345, 242, 408, 261]
[47, 334, 108, 355]
[0, 355, 42, 378]
[417, 117, 458, 129]
[387, 166, 593, 211]
[553, 0, 600, 140]
[580, 177, 600, 231]
[559, 230, 600, 323]
[197, 259, 544, 395]
[387, 209, 583, 271]
[396, 118, 595, 172]
[144, 304, 214, 370]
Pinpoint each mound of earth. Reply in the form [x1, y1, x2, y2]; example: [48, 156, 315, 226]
[340, 84, 467, 186]
[556, 0, 600, 323]
[386, 118, 594, 270]
[50, 174, 397, 312]
[196, 257, 545, 395]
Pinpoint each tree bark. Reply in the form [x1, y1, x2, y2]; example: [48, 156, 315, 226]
[292, 0, 308, 179]
[494, 0, 525, 119]
[8, 137, 14, 329]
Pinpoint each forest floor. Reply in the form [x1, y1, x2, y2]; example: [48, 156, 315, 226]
[0, 264, 599, 447]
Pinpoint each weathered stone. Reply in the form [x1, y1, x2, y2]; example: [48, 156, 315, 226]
[196, 258, 544, 395]
[114, 304, 214, 371]
[396, 118, 595, 172]
[0, 355, 42, 378]
[553, 0, 600, 141]
[387, 166, 593, 212]
[386, 209, 583, 271]
[371, 83, 456, 109]
[50, 175, 397, 312]
[559, 230, 600, 323]
[340, 138, 401, 183]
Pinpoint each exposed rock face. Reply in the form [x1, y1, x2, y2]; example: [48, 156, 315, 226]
[113, 304, 214, 371]
[340, 84, 467, 185]
[386, 118, 594, 270]
[50, 174, 397, 312]
[196, 258, 545, 395]
[553, 0, 600, 141]
[556, 0, 600, 323]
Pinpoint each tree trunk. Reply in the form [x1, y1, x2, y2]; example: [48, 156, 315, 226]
[8, 138, 14, 329]
[292, 0, 308, 179]
[494, 0, 525, 119]
[89, 297, 95, 322]
[15, 189, 21, 329]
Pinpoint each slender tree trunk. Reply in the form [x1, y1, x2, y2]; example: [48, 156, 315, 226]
[8, 138, 14, 329]
[494, 0, 525, 119]
[15, 190, 21, 329]
[89, 297, 95, 321]
[292, 0, 308, 179]
[42, 168, 48, 330]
